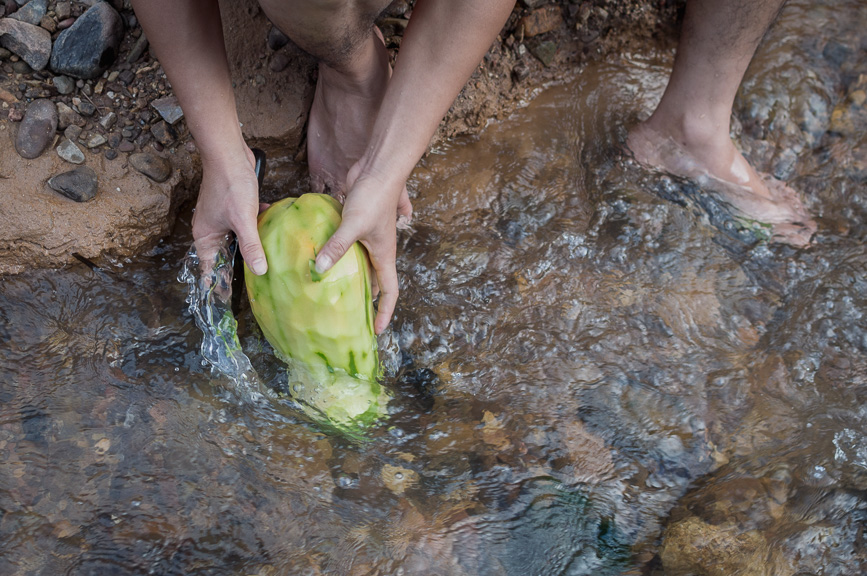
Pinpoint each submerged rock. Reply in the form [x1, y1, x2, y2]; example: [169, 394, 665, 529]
[48, 166, 98, 202]
[49, 1, 124, 79]
[15, 98, 57, 159]
[0, 17, 51, 70]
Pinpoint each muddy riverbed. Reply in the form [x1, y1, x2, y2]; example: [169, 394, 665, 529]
[2, 0, 867, 574]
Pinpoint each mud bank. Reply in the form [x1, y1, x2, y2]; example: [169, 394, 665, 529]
[0, 0, 682, 274]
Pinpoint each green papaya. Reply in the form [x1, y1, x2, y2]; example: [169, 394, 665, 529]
[244, 193, 387, 429]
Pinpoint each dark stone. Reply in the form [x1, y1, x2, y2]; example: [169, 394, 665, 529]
[11, 59, 32, 74]
[63, 123, 81, 141]
[117, 139, 134, 152]
[8, 0, 47, 25]
[125, 32, 148, 64]
[266, 26, 289, 51]
[49, 1, 125, 79]
[0, 18, 51, 70]
[39, 14, 56, 34]
[75, 100, 95, 116]
[107, 131, 121, 148]
[48, 166, 98, 201]
[529, 40, 558, 67]
[118, 68, 134, 85]
[269, 51, 291, 73]
[15, 98, 57, 159]
[150, 120, 175, 145]
[129, 151, 171, 182]
[104, 148, 117, 160]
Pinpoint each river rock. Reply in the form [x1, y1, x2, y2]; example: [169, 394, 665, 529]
[15, 98, 57, 159]
[660, 517, 771, 576]
[150, 96, 183, 125]
[54, 0, 70, 20]
[56, 138, 84, 164]
[49, 1, 124, 79]
[150, 120, 176, 146]
[48, 166, 98, 202]
[8, 0, 47, 25]
[0, 17, 51, 70]
[129, 152, 171, 183]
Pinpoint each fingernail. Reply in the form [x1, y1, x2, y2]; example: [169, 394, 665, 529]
[315, 255, 332, 274]
[250, 258, 267, 276]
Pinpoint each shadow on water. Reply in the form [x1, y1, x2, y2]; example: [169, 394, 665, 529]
[2, 0, 867, 573]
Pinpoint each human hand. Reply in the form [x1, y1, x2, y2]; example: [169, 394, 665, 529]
[314, 163, 412, 334]
[191, 146, 268, 276]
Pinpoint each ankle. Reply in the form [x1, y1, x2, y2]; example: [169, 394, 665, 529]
[645, 107, 733, 152]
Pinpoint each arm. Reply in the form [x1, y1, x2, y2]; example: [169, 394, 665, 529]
[315, 0, 516, 333]
[131, 0, 268, 274]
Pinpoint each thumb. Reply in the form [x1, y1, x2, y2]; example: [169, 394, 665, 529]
[236, 219, 268, 276]
[315, 221, 361, 274]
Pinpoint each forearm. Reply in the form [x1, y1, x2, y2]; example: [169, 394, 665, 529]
[358, 0, 516, 184]
[131, 0, 245, 164]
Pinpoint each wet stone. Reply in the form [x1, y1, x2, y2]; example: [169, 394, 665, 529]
[52, 74, 75, 94]
[15, 98, 57, 159]
[8, 0, 47, 26]
[48, 165, 97, 201]
[150, 96, 183, 125]
[55, 138, 84, 164]
[50, 1, 124, 79]
[0, 17, 51, 70]
[129, 151, 171, 182]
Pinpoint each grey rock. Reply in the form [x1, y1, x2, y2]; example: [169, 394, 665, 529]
[150, 96, 183, 125]
[49, 1, 125, 79]
[98, 111, 117, 130]
[15, 98, 57, 159]
[86, 133, 106, 148]
[56, 138, 85, 164]
[0, 17, 51, 70]
[74, 99, 95, 117]
[129, 152, 171, 182]
[104, 148, 117, 160]
[125, 31, 147, 63]
[54, 0, 70, 20]
[63, 123, 82, 141]
[52, 75, 75, 95]
[56, 101, 84, 129]
[8, 0, 47, 25]
[48, 166, 98, 201]
[117, 139, 134, 153]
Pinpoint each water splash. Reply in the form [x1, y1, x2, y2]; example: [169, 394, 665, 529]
[178, 238, 270, 403]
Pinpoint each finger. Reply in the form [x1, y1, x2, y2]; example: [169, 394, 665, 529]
[314, 219, 362, 274]
[397, 185, 413, 221]
[371, 262, 398, 334]
[235, 217, 268, 275]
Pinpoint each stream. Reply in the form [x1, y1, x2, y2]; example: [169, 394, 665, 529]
[1, 0, 866, 573]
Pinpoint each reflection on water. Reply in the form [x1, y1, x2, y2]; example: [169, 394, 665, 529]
[2, 0, 866, 573]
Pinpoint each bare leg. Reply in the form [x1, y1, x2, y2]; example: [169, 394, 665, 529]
[627, 0, 816, 247]
[257, 0, 411, 219]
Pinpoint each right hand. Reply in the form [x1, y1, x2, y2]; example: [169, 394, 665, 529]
[191, 146, 268, 276]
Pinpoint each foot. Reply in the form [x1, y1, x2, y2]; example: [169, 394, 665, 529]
[626, 122, 816, 248]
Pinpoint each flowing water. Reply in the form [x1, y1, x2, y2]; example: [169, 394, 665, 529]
[2, 0, 866, 574]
